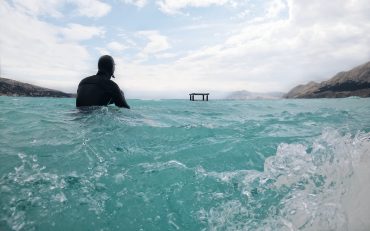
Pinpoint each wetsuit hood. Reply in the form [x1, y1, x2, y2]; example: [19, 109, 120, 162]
[98, 55, 115, 78]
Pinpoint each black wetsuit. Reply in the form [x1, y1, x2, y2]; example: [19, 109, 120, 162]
[76, 73, 130, 108]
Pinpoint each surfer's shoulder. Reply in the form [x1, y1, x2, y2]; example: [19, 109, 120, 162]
[78, 75, 99, 86]
[107, 79, 120, 89]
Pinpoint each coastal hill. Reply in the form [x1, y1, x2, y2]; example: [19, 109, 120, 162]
[0, 77, 74, 97]
[226, 90, 284, 100]
[285, 61, 370, 98]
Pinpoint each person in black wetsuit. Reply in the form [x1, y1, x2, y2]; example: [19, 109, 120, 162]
[76, 55, 130, 109]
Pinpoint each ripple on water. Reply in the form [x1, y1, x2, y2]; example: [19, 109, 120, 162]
[1, 98, 370, 230]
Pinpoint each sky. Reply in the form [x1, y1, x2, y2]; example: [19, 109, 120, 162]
[1, 0, 370, 99]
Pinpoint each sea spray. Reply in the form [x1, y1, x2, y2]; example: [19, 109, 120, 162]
[200, 130, 370, 231]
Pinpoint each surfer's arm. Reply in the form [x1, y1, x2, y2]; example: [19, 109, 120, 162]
[117, 90, 130, 109]
[110, 82, 130, 109]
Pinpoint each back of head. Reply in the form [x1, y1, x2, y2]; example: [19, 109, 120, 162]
[98, 55, 115, 78]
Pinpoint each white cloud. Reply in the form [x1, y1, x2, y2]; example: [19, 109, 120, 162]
[107, 41, 128, 52]
[135, 31, 171, 61]
[122, 0, 148, 8]
[0, 1, 95, 92]
[155, 52, 178, 59]
[195, 0, 369, 91]
[266, 0, 286, 18]
[73, 0, 111, 18]
[96, 47, 110, 56]
[157, 0, 230, 14]
[10, 0, 111, 19]
[235, 9, 251, 20]
[11, 0, 64, 18]
[60, 23, 105, 41]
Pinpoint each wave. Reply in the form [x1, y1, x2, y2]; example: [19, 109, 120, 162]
[200, 129, 370, 231]
[1, 128, 369, 231]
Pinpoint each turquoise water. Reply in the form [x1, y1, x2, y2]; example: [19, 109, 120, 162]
[1, 96, 370, 231]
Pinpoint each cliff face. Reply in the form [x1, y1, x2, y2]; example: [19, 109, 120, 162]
[0, 77, 74, 98]
[285, 61, 370, 98]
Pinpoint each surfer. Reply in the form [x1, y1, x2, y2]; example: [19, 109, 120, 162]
[76, 55, 130, 109]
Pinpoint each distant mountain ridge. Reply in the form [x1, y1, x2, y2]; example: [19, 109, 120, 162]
[285, 61, 370, 98]
[225, 90, 284, 100]
[0, 77, 74, 98]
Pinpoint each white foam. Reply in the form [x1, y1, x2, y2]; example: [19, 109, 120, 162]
[139, 160, 188, 172]
[341, 133, 370, 231]
[202, 129, 370, 231]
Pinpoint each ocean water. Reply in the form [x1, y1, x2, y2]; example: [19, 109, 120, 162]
[0, 96, 370, 231]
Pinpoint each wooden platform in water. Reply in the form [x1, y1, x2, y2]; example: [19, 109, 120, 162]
[189, 93, 209, 101]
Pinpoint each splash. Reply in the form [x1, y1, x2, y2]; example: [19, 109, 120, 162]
[201, 130, 370, 231]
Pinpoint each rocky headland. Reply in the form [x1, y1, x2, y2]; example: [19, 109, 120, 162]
[0, 77, 74, 98]
[285, 61, 370, 98]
